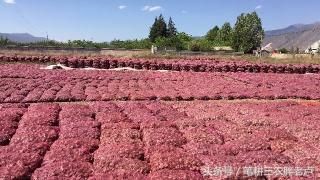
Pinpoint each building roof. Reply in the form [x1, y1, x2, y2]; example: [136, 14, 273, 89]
[311, 40, 320, 49]
[262, 43, 273, 52]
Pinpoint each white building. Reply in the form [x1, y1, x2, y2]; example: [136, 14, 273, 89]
[305, 40, 320, 53]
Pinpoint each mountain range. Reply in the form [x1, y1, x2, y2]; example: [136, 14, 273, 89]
[263, 22, 320, 50]
[0, 33, 46, 43]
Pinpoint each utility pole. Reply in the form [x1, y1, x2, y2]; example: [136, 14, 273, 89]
[260, 34, 263, 59]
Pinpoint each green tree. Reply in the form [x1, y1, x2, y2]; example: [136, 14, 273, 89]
[232, 13, 245, 52]
[206, 26, 220, 41]
[154, 37, 168, 49]
[154, 32, 192, 51]
[149, 14, 168, 42]
[149, 17, 159, 42]
[198, 39, 213, 51]
[177, 32, 192, 42]
[0, 36, 9, 46]
[295, 47, 300, 54]
[167, 17, 177, 37]
[176, 32, 192, 50]
[189, 40, 201, 51]
[232, 12, 264, 53]
[154, 36, 181, 50]
[217, 22, 233, 45]
[157, 14, 168, 37]
[189, 39, 212, 52]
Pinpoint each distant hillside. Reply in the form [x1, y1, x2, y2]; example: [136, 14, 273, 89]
[0, 33, 46, 43]
[192, 36, 204, 40]
[263, 22, 320, 51]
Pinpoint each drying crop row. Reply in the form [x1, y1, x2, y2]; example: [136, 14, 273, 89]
[1, 64, 320, 103]
[1, 55, 320, 74]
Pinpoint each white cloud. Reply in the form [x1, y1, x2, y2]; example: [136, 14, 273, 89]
[118, 5, 127, 10]
[142, 5, 162, 12]
[149, 6, 162, 12]
[3, 0, 15, 4]
[181, 10, 188, 14]
[142, 6, 151, 11]
[255, 5, 262, 10]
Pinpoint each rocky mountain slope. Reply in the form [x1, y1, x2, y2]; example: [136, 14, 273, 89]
[263, 22, 320, 50]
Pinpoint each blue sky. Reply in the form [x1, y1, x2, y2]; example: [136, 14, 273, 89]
[1, 0, 320, 42]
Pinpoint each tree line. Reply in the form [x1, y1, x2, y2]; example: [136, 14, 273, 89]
[0, 12, 264, 53]
[148, 12, 264, 53]
[0, 37, 153, 50]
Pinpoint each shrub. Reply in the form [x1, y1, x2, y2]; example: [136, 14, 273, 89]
[189, 41, 201, 52]
[189, 40, 212, 52]
[279, 48, 289, 54]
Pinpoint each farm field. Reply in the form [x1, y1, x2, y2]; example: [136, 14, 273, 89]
[0, 101, 320, 179]
[0, 56, 319, 179]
